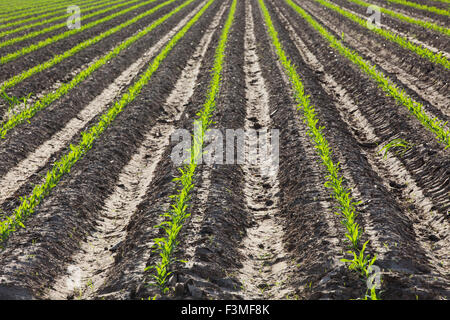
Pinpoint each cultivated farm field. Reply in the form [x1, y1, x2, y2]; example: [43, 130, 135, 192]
[0, 0, 448, 300]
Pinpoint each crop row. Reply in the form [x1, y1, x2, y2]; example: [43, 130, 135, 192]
[383, 0, 450, 16]
[259, 0, 378, 300]
[0, 0, 161, 64]
[287, 0, 450, 149]
[0, 0, 203, 244]
[0, 0, 100, 25]
[311, 0, 449, 69]
[148, 0, 236, 293]
[0, 0, 182, 138]
[0, 0, 142, 49]
[0, 0, 128, 39]
[0, 0, 82, 17]
[343, 0, 450, 36]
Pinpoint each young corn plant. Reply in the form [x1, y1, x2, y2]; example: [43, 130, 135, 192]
[378, 138, 413, 159]
[259, 0, 379, 299]
[146, 0, 237, 294]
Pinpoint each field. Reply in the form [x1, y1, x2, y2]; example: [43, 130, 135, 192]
[0, 0, 448, 300]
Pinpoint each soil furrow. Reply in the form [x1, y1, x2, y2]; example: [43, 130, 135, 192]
[0, 55, 101, 129]
[235, 0, 291, 300]
[0, 0, 157, 58]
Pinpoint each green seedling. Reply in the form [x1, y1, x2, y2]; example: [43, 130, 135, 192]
[379, 138, 413, 159]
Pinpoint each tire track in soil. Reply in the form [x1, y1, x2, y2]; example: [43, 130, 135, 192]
[0, 0, 201, 215]
[267, 0, 450, 299]
[0, 0, 220, 300]
[298, 0, 450, 121]
[46, 1, 228, 300]
[235, 0, 291, 300]
[0, 0, 204, 216]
